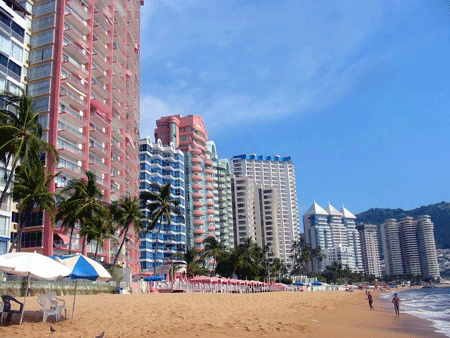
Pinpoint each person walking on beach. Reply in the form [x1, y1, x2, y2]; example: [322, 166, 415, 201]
[367, 291, 374, 310]
[392, 293, 400, 317]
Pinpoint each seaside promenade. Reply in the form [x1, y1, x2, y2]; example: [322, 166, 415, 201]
[0, 289, 442, 337]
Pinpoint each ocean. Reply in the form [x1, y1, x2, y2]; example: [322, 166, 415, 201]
[379, 287, 450, 337]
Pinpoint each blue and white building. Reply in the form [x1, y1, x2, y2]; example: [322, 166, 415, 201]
[139, 137, 186, 272]
[0, 0, 28, 253]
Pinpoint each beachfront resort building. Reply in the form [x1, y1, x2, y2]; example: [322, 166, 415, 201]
[0, 0, 29, 253]
[231, 154, 299, 267]
[139, 137, 186, 272]
[356, 223, 382, 277]
[380, 216, 440, 279]
[155, 115, 213, 253]
[302, 202, 363, 273]
[206, 142, 234, 250]
[20, 0, 142, 272]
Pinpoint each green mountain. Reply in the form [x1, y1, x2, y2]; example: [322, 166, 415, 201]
[355, 201, 450, 249]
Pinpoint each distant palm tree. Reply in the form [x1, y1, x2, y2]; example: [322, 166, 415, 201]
[10, 151, 57, 252]
[172, 246, 206, 278]
[80, 213, 113, 260]
[56, 171, 107, 254]
[110, 194, 143, 270]
[202, 237, 226, 275]
[140, 183, 182, 275]
[0, 90, 57, 210]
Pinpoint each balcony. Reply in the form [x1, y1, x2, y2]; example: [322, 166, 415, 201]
[90, 109, 110, 127]
[93, 35, 109, 56]
[57, 159, 83, 178]
[90, 123, 108, 143]
[94, 19, 110, 42]
[67, 0, 90, 21]
[57, 138, 84, 161]
[89, 138, 107, 157]
[89, 154, 108, 174]
[60, 88, 86, 111]
[61, 71, 87, 95]
[64, 22, 88, 48]
[58, 121, 85, 144]
[62, 54, 88, 78]
[91, 78, 109, 98]
[63, 37, 89, 64]
[191, 174, 202, 181]
[59, 103, 86, 128]
[92, 62, 108, 80]
[93, 48, 110, 70]
[65, 6, 90, 35]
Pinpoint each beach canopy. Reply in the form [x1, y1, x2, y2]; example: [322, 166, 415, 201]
[144, 275, 163, 282]
[52, 253, 111, 320]
[293, 281, 305, 286]
[0, 252, 72, 324]
[311, 281, 323, 286]
[53, 254, 111, 281]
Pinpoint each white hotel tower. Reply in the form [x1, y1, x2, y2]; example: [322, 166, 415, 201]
[231, 154, 299, 267]
[303, 202, 363, 273]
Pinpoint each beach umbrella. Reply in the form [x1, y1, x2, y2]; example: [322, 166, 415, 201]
[311, 281, 323, 286]
[293, 281, 305, 286]
[53, 253, 111, 320]
[144, 275, 163, 282]
[0, 252, 72, 324]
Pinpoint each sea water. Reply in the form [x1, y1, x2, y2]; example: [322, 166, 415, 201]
[380, 287, 450, 337]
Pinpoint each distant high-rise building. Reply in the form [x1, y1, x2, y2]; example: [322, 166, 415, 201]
[303, 202, 363, 273]
[380, 216, 440, 279]
[21, 0, 142, 272]
[356, 224, 382, 277]
[416, 215, 440, 279]
[381, 219, 404, 276]
[206, 141, 234, 250]
[232, 176, 256, 245]
[155, 115, 212, 253]
[231, 154, 299, 267]
[399, 216, 422, 276]
[139, 137, 186, 272]
[0, 0, 28, 254]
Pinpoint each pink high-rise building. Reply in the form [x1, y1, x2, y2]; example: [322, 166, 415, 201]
[23, 0, 142, 273]
[155, 115, 214, 252]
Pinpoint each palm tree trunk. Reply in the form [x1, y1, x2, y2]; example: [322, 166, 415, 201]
[0, 155, 17, 210]
[94, 240, 100, 260]
[112, 226, 129, 270]
[153, 225, 162, 276]
[9, 210, 31, 253]
[69, 226, 74, 254]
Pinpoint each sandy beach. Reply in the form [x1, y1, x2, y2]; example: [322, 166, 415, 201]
[0, 290, 443, 338]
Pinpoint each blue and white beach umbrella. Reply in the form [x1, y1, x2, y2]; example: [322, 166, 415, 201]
[52, 254, 111, 320]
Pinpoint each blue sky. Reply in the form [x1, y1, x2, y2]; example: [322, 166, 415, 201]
[139, 0, 450, 216]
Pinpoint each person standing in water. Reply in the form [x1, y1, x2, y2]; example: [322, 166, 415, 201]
[367, 291, 374, 310]
[392, 293, 400, 317]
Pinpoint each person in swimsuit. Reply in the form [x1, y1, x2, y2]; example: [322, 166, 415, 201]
[367, 291, 374, 310]
[392, 293, 400, 317]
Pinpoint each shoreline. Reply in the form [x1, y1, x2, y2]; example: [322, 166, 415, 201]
[0, 290, 445, 337]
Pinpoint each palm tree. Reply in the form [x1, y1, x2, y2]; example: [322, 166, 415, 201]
[56, 171, 107, 254]
[110, 194, 143, 270]
[202, 237, 226, 275]
[0, 90, 57, 210]
[140, 183, 182, 276]
[10, 151, 57, 252]
[172, 246, 207, 278]
[80, 212, 113, 260]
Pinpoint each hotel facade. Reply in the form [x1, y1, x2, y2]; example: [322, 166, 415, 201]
[139, 137, 186, 272]
[303, 202, 363, 273]
[18, 0, 142, 272]
[154, 115, 214, 253]
[231, 154, 299, 267]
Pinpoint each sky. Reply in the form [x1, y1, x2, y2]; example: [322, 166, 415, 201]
[138, 0, 450, 216]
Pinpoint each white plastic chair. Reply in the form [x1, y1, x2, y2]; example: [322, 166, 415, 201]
[47, 293, 67, 319]
[37, 294, 59, 322]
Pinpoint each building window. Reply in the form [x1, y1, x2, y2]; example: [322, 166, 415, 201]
[0, 215, 10, 237]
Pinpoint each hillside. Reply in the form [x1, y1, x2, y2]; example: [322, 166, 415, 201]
[356, 201, 450, 249]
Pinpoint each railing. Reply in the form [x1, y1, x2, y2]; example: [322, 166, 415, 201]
[89, 154, 106, 168]
[65, 6, 88, 27]
[63, 37, 88, 57]
[60, 88, 86, 106]
[57, 137, 83, 156]
[89, 138, 106, 152]
[58, 121, 85, 139]
[64, 22, 87, 42]
[62, 53, 88, 73]
[57, 157, 83, 173]
[61, 69, 86, 90]
[59, 103, 86, 123]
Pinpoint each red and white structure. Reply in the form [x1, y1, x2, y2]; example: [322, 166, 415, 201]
[23, 0, 142, 273]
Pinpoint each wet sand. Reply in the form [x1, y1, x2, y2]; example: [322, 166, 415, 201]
[0, 290, 443, 337]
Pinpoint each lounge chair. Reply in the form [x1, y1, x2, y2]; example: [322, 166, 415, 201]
[47, 292, 67, 319]
[37, 294, 60, 322]
[1, 295, 24, 325]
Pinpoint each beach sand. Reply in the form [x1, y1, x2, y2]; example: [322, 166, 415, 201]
[0, 290, 443, 337]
